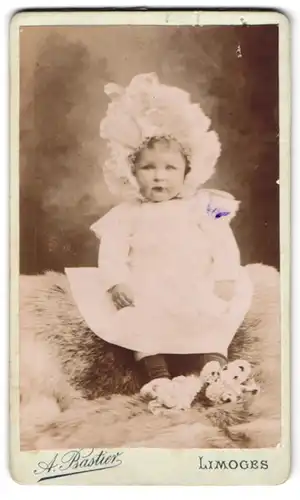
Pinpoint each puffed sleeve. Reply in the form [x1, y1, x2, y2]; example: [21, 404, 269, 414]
[197, 189, 241, 281]
[90, 203, 133, 291]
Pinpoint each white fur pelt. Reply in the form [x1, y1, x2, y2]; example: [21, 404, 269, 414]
[19, 264, 281, 450]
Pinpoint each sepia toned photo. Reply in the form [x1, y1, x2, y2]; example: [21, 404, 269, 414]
[10, 10, 290, 485]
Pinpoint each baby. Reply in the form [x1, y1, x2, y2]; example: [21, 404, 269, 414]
[66, 74, 253, 411]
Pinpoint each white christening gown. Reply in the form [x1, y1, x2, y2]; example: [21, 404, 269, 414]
[65, 190, 253, 356]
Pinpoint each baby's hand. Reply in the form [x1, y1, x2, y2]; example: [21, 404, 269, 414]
[214, 280, 235, 301]
[109, 283, 134, 310]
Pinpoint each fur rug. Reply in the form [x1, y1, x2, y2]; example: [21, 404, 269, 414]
[19, 264, 281, 450]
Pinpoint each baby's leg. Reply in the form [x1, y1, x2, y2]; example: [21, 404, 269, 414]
[176, 353, 259, 406]
[167, 353, 227, 379]
[166, 352, 258, 408]
[134, 352, 171, 381]
[135, 352, 179, 411]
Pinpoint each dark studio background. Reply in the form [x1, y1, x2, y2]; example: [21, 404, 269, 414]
[19, 25, 279, 275]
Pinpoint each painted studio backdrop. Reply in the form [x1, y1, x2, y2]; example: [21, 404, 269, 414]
[19, 25, 279, 275]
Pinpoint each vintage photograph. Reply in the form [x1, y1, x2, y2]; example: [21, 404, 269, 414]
[18, 20, 281, 452]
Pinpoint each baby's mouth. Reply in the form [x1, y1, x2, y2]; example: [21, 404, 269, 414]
[152, 186, 166, 192]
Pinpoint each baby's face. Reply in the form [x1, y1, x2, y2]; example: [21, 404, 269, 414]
[134, 140, 187, 202]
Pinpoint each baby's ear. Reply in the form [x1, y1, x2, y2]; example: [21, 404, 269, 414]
[206, 190, 240, 222]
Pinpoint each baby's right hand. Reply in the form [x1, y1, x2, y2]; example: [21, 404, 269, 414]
[109, 283, 134, 310]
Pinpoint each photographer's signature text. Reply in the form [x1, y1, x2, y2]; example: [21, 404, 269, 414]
[34, 448, 123, 482]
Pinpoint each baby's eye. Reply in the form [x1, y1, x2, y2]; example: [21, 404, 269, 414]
[166, 164, 176, 170]
[140, 164, 155, 170]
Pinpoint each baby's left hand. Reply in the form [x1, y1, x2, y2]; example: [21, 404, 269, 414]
[214, 280, 235, 301]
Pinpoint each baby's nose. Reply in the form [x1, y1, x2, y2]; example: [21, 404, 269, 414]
[154, 169, 166, 181]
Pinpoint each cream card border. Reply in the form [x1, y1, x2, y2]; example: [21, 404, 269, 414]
[9, 9, 290, 485]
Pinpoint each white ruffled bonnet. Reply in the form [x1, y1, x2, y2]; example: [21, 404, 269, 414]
[100, 73, 221, 201]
